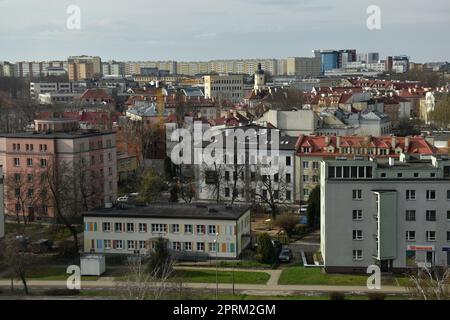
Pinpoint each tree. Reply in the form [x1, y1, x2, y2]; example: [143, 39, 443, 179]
[307, 185, 320, 229]
[268, 88, 304, 111]
[169, 184, 179, 203]
[1, 235, 36, 295]
[147, 237, 173, 278]
[430, 94, 450, 130]
[275, 213, 298, 237]
[139, 168, 164, 203]
[396, 119, 421, 136]
[406, 266, 450, 300]
[201, 162, 226, 204]
[179, 180, 195, 203]
[256, 233, 276, 264]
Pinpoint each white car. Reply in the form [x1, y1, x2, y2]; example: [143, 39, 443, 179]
[117, 196, 129, 202]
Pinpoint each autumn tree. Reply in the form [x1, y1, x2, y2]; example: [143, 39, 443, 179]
[430, 94, 450, 129]
[275, 213, 299, 237]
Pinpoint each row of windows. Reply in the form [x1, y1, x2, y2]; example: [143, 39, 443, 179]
[89, 222, 228, 235]
[302, 161, 319, 169]
[12, 143, 48, 152]
[406, 189, 450, 201]
[329, 166, 373, 179]
[351, 210, 450, 221]
[90, 239, 235, 253]
[13, 158, 47, 167]
[352, 230, 449, 242]
[79, 139, 113, 152]
[221, 188, 292, 201]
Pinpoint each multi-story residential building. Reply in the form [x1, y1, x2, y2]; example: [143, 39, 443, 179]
[392, 55, 410, 74]
[204, 74, 245, 104]
[194, 125, 297, 206]
[286, 57, 321, 77]
[102, 60, 125, 77]
[68, 56, 102, 80]
[295, 135, 435, 203]
[13, 61, 67, 78]
[321, 155, 450, 273]
[0, 118, 117, 221]
[30, 81, 91, 100]
[83, 204, 251, 259]
[0, 61, 14, 77]
[124, 61, 177, 76]
[0, 166, 4, 239]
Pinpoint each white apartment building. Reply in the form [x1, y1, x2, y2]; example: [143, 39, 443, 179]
[204, 74, 245, 104]
[83, 204, 251, 259]
[321, 155, 450, 273]
[194, 125, 297, 206]
[0, 166, 4, 239]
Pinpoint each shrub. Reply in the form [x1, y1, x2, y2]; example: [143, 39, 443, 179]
[329, 292, 346, 300]
[256, 233, 276, 264]
[274, 213, 298, 237]
[368, 292, 387, 300]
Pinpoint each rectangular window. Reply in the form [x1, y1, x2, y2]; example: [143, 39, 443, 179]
[116, 240, 123, 250]
[406, 190, 416, 200]
[286, 174, 291, 184]
[426, 210, 437, 222]
[151, 224, 167, 233]
[426, 231, 436, 242]
[127, 240, 135, 250]
[171, 224, 180, 233]
[286, 156, 292, 166]
[184, 224, 193, 234]
[353, 230, 363, 240]
[353, 250, 363, 261]
[196, 225, 206, 235]
[40, 159, 47, 167]
[406, 210, 416, 221]
[14, 158, 20, 166]
[406, 231, 416, 241]
[172, 242, 181, 251]
[183, 242, 192, 251]
[447, 232, 450, 242]
[208, 242, 217, 252]
[196, 242, 205, 252]
[286, 190, 292, 201]
[426, 190, 436, 200]
[352, 210, 363, 221]
[114, 223, 122, 232]
[208, 225, 216, 235]
[352, 189, 362, 200]
[27, 158, 33, 167]
[139, 241, 146, 249]
[127, 223, 135, 232]
[104, 240, 111, 249]
[447, 190, 450, 200]
[302, 161, 309, 169]
[103, 222, 111, 232]
[138, 223, 147, 232]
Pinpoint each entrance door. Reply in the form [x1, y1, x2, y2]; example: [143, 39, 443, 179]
[426, 251, 434, 266]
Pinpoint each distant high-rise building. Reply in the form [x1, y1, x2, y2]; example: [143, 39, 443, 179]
[68, 55, 102, 80]
[286, 57, 321, 77]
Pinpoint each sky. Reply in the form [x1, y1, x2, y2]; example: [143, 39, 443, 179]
[0, 0, 449, 63]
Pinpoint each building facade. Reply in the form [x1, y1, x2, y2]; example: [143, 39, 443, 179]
[204, 74, 245, 104]
[321, 155, 450, 273]
[286, 57, 322, 77]
[0, 166, 4, 239]
[0, 119, 117, 220]
[83, 204, 251, 259]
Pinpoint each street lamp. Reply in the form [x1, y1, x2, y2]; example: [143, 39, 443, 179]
[214, 232, 219, 300]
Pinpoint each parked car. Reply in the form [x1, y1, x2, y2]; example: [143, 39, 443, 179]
[117, 195, 129, 202]
[278, 247, 293, 263]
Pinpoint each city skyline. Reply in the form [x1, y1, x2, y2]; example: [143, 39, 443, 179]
[0, 0, 449, 63]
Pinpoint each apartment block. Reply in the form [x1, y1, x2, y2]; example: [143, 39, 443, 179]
[0, 166, 4, 239]
[286, 57, 321, 77]
[0, 119, 117, 221]
[321, 155, 450, 273]
[83, 204, 251, 259]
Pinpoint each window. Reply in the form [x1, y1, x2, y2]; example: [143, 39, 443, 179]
[352, 210, 363, 221]
[27, 174, 33, 183]
[196, 225, 206, 235]
[208, 242, 217, 252]
[208, 225, 216, 235]
[14, 158, 20, 166]
[14, 173, 21, 182]
[127, 240, 135, 250]
[286, 190, 292, 201]
[352, 189, 362, 200]
[406, 190, 416, 200]
[426, 190, 436, 200]
[312, 161, 319, 169]
[447, 190, 450, 200]
[286, 174, 291, 184]
[406, 210, 416, 221]
[426, 210, 437, 222]
[302, 161, 309, 169]
[27, 158, 33, 167]
[104, 240, 111, 249]
[184, 224, 193, 234]
[447, 232, 450, 242]
[127, 223, 135, 232]
[171, 224, 180, 233]
[115, 240, 123, 250]
[225, 188, 230, 197]
[426, 231, 436, 242]
[40, 159, 47, 167]
[353, 230, 363, 240]
[303, 175, 309, 183]
[183, 242, 192, 251]
[114, 223, 122, 232]
[196, 242, 205, 252]
[353, 250, 363, 261]
[406, 231, 416, 241]
[151, 224, 167, 233]
[448, 211, 450, 221]
[286, 156, 292, 166]
[138, 223, 147, 232]
[172, 242, 181, 251]
[103, 222, 111, 232]
[139, 241, 146, 249]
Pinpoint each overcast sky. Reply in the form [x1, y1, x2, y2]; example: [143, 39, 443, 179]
[0, 0, 449, 62]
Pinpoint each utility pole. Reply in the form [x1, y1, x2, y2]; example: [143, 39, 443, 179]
[214, 233, 219, 300]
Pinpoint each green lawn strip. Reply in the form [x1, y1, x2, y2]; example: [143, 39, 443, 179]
[278, 267, 369, 286]
[217, 261, 272, 269]
[1, 266, 98, 281]
[203, 293, 409, 300]
[174, 269, 270, 285]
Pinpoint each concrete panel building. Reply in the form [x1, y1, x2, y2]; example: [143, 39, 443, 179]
[83, 204, 251, 259]
[204, 74, 245, 104]
[321, 155, 450, 273]
[286, 57, 321, 77]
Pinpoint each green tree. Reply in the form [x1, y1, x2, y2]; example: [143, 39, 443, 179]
[430, 94, 450, 129]
[256, 233, 276, 264]
[139, 169, 164, 203]
[307, 185, 320, 229]
[147, 237, 172, 278]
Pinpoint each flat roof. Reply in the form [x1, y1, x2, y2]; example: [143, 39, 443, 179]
[83, 203, 251, 221]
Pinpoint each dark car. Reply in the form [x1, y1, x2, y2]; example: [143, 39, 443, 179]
[278, 247, 293, 263]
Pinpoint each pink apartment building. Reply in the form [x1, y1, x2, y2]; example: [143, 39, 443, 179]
[0, 118, 117, 221]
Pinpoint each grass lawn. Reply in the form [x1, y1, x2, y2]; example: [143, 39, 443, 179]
[1, 266, 98, 281]
[202, 293, 409, 300]
[174, 269, 270, 285]
[218, 261, 272, 269]
[278, 267, 369, 286]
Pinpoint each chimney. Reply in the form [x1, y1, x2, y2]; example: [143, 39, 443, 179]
[404, 136, 410, 151]
[336, 136, 341, 148]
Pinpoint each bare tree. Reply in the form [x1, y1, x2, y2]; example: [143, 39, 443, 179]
[201, 162, 226, 204]
[406, 266, 450, 300]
